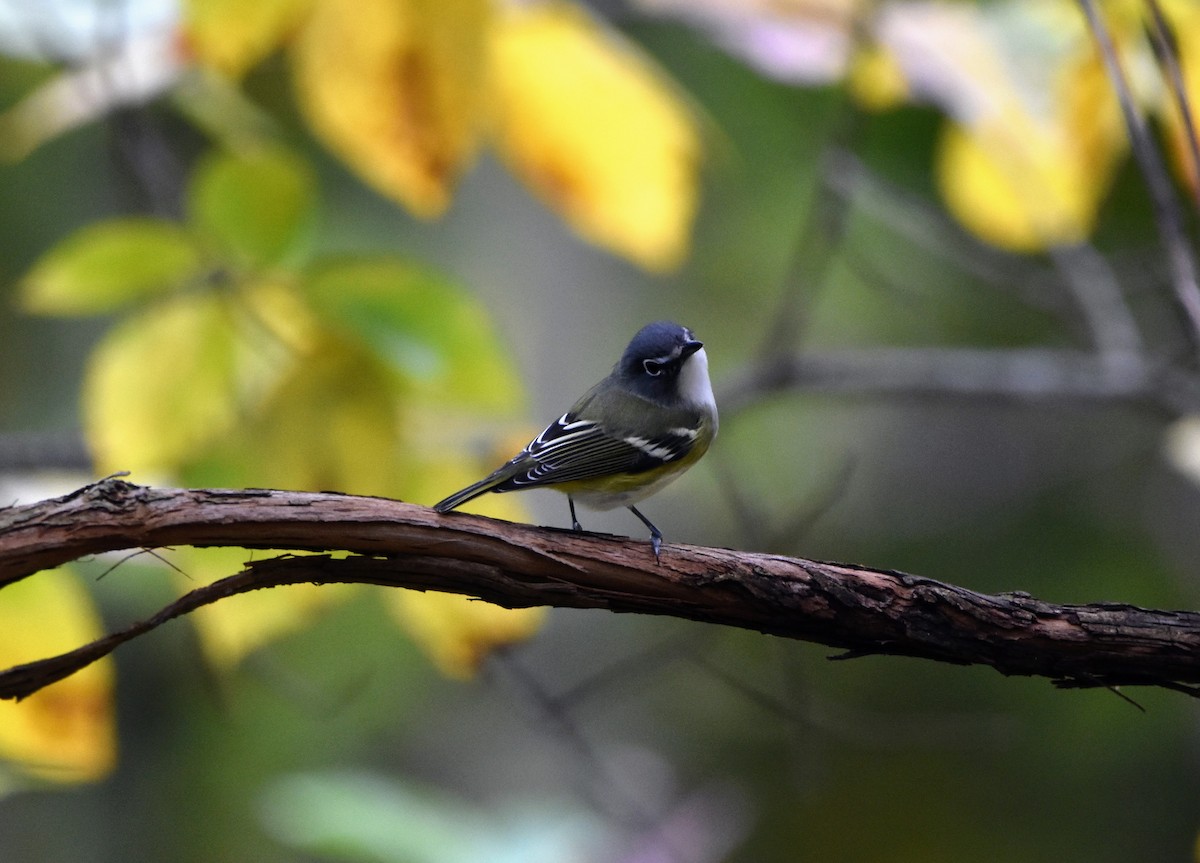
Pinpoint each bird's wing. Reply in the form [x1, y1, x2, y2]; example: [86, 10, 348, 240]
[496, 412, 701, 490]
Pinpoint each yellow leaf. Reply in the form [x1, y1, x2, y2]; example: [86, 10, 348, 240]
[241, 275, 324, 361]
[191, 341, 401, 496]
[894, 0, 1125, 252]
[184, 0, 315, 78]
[935, 45, 1124, 253]
[291, 0, 490, 217]
[0, 568, 116, 783]
[84, 294, 244, 476]
[383, 418, 547, 679]
[171, 547, 355, 668]
[490, 1, 700, 271]
[938, 125, 1066, 252]
[386, 589, 545, 680]
[848, 43, 908, 111]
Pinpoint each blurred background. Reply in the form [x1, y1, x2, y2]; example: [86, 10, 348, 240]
[2, 0, 1200, 860]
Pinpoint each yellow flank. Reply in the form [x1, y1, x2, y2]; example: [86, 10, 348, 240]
[550, 422, 713, 507]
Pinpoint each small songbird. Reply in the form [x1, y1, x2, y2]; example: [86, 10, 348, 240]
[434, 321, 717, 560]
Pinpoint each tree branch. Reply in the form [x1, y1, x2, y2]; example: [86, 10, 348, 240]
[717, 347, 1200, 415]
[1078, 0, 1200, 351]
[2, 478, 1199, 701]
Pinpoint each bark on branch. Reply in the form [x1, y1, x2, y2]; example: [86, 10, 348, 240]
[2, 478, 1198, 701]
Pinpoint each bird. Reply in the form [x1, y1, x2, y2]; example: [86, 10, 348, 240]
[433, 320, 717, 560]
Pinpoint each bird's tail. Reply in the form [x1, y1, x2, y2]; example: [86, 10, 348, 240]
[433, 473, 506, 513]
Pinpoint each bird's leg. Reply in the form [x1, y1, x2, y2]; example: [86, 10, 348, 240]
[628, 506, 663, 563]
[568, 496, 583, 532]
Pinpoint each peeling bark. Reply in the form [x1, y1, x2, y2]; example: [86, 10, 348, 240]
[1, 478, 1198, 700]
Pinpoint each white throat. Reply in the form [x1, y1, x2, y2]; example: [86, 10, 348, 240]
[679, 347, 717, 416]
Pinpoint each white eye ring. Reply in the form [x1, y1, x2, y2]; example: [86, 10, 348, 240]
[643, 359, 665, 376]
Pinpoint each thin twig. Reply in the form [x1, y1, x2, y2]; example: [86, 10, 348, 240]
[95, 546, 187, 581]
[717, 346, 1200, 416]
[1078, 0, 1200, 352]
[759, 110, 866, 356]
[1048, 242, 1143, 357]
[824, 149, 1065, 314]
[495, 653, 678, 844]
[1144, 0, 1200, 213]
[0, 431, 92, 472]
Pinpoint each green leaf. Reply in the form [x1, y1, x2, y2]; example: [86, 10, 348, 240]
[84, 293, 242, 474]
[20, 218, 203, 315]
[188, 146, 316, 269]
[300, 257, 522, 413]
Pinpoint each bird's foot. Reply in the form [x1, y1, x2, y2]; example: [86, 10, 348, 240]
[628, 505, 664, 564]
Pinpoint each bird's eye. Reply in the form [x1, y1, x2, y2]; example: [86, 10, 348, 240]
[643, 359, 665, 376]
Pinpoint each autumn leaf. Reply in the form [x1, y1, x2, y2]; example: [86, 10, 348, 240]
[936, 25, 1127, 252]
[0, 569, 115, 783]
[169, 547, 357, 668]
[291, 0, 491, 217]
[84, 294, 244, 475]
[184, 0, 314, 78]
[490, 1, 700, 271]
[386, 589, 545, 680]
[936, 117, 1110, 253]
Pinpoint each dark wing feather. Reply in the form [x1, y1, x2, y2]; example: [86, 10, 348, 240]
[493, 412, 699, 491]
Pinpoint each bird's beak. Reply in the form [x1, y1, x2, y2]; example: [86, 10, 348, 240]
[681, 339, 703, 359]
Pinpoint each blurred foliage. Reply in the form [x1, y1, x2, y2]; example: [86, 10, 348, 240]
[259, 770, 609, 862]
[1, 0, 1200, 861]
[0, 567, 114, 785]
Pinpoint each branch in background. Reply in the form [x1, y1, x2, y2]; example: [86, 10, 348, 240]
[1144, 0, 1200, 214]
[1, 479, 1199, 701]
[0, 431, 92, 473]
[826, 152, 1148, 362]
[759, 109, 867, 356]
[1078, 0, 1200, 351]
[717, 346, 1200, 416]
[824, 149, 1068, 316]
[1048, 242, 1143, 357]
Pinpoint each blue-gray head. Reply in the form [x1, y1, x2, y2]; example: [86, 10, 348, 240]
[616, 321, 706, 404]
